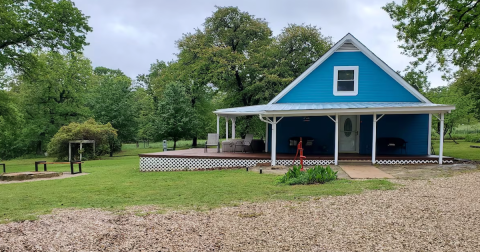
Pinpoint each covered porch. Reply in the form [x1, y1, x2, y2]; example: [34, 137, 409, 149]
[214, 102, 455, 166]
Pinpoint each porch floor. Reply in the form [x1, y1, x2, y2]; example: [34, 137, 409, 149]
[139, 148, 453, 161]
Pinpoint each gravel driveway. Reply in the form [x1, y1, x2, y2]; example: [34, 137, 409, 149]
[1, 171, 480, 251]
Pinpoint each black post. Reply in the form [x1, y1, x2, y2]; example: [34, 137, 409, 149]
[1, 164, 5, 173]
[79, 162, 82, 173]
[35, 162, 38, 172]
[70, 161, 74, 174]
[43, 163, 47, 171]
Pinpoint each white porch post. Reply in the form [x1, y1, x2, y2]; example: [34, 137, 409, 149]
[231, 118, 236, 139]
[428, 114, 432, 155]
[439, 113, 444, 164]
[334, 114, 339, 165]
[372, 113, 377, 164]
[216, 115, 219, 136]
[265, 122, 269, 152]
[272, 116, 277, 166]
[225, 117, 229, 141]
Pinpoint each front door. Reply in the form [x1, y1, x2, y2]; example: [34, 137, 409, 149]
[339, 115, 359, 153]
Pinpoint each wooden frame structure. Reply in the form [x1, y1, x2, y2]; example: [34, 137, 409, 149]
[69, 140, 95, 161]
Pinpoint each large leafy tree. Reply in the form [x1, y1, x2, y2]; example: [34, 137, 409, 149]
[254, 24, 333, 103]
[0, 0, 92, 72]
[19, 52, 92, 154]
[383, 0, 480, 76]
[156, 82, 194, 150]
[452, 67, 480, 119]
[426, 84, 476, 142]
[88, 67, 137, 143]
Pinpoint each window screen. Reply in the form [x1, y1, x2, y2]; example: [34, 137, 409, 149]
[337, 70, 355, 91]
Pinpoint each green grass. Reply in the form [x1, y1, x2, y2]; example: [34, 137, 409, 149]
[433, 140, 480, 161]
[0, 145, 394, 223]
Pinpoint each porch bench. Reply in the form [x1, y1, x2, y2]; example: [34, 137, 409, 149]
[376, 137, 407, 154]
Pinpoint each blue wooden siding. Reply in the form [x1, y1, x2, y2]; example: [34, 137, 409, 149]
[268, 116, 335, 154]
[268, 114, 429, 155]
[277, 51, 420, 103]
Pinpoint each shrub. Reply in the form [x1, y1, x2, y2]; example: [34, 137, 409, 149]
[465, 134, 480, 143]
[277, 165, 338, 185]
[47, 118, 119, 161]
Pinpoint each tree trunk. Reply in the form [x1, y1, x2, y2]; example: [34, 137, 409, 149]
[192, 137, 197, 147]
[173, 139, 177, 150]
[110, 143, 114, 157]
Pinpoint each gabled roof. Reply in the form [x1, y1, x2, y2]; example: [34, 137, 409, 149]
[268, 33, 431, 104]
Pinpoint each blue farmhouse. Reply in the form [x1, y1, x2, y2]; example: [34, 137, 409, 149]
[214, 33, 455, 166]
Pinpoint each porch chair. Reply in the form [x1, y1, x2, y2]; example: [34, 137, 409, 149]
[234, 134, 254, 153]
[204, 133, 219, 153]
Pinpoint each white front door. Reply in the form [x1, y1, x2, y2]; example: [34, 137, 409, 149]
[339, 115, 359, 153]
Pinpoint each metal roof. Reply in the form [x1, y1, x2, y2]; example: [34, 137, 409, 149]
[214, 102, 455, 116]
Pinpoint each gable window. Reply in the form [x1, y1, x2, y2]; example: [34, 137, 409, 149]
[334, 66, 359, 96]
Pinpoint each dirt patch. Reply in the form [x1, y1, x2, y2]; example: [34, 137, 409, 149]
[0, 172, 89, 184]
[1, 171, 480, 251]
[0, 171, 62, 181]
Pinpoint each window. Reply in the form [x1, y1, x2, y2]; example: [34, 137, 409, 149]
[334, 66, 358, 96]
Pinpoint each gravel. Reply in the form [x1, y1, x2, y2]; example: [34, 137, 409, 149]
[1, 172, 480, 251]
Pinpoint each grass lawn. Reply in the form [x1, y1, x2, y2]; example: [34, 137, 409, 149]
[0, 144, 394, 223]
[433, 140, 480, 161]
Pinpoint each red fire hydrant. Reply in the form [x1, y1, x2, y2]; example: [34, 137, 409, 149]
[293, 137, 307, 171]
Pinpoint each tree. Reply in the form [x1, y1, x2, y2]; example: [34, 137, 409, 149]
[426, 85, 476, 142]
[19, 52, 92, 154]
[156, 82, 194, 150]
[88, 67, 138, 143]
[133, 87, 156, 142]
[399, 68, 431, 92]
[383, 0, 480, 76]
[47, 118, 118, 161]
[453, 67, 480, 119]
[253, 24, 333, 103]
[0, 0, 92, 72]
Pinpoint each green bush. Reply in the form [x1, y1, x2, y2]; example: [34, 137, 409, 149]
[47, 119, 119, 161]
[465, 134, 480, 143]
[277, 165, 338, 185]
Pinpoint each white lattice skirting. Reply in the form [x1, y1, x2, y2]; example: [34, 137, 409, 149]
[375, 159, 453, 165]
[139, 157, 336, 172]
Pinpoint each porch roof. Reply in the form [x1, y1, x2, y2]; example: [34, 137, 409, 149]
[214, 102, 455, 117]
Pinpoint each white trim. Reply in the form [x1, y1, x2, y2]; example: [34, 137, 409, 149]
[372, 113, 377, 164]
[334, 114, 339, 165]
[265, 122, 268, 152]
[268, 34, 431, 104]
[272, 116, 277, 166]
[231, 118, 236, 139]
[216, 116, 219, 135]
[428, 114, 432, 155]
[217, 106, 454, 117]
[333, 66, 359, 96]
[439, 113, 444, 164]
[225, 117, 228, 141]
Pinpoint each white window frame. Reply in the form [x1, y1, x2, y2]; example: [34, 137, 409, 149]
[333, 66, 359, 96]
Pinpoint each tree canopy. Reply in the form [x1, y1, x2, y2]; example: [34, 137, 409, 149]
[0, 0, 92, 72]
[383, 0, 480, 76]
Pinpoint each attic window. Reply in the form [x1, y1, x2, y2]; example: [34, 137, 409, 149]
[334, 66, 358, 96]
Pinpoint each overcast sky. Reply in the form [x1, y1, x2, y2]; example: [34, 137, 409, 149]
[74, 0, 447, 87]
